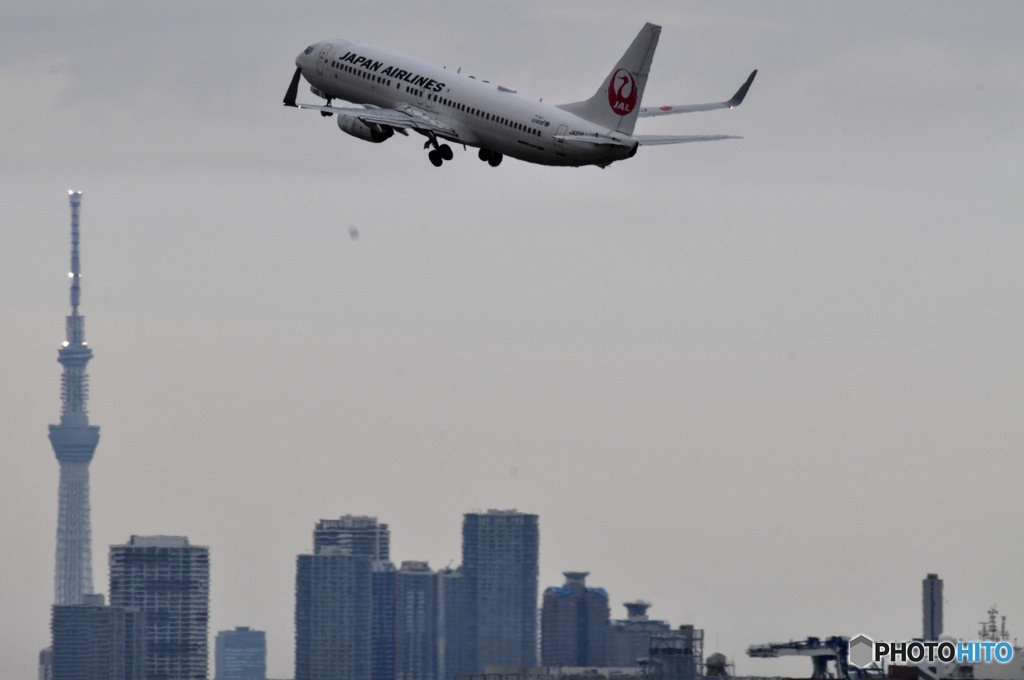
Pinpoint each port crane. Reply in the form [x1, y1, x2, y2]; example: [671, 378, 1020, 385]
[747, 636, 880, 680]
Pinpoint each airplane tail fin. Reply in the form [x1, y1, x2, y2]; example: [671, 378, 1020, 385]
[557, 22, 661, 136]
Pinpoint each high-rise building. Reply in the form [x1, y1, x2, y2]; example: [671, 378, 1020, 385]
[304, 515, 395, 680]
[295, 549, 373, 680]
[39, 647, 53, 680]
[923, 573, 943, 640]
[372, 560, 398, 680]
[50, 190, 100, 607]
[606, 602, 670, 667]
[215, 627, 266, 680]
[109, 536, 210, 680]
[541, 571, 610, 667]
[50, 594, 144, 680]
[314, 515, 390, 560]
[438, 567, 471, 680]
[296, 516, 398, 680]
[396, 561, 439, 680]
[462, 510, 539, 672]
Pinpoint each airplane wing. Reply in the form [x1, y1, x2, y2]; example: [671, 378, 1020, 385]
[296, 102, 457, 137]
[634, 134, 742, 145]
[638, 70, 757, 117]
[283, 67, 456, 137]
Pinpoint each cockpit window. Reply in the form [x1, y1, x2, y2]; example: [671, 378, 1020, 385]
[304, 45, 316, 55]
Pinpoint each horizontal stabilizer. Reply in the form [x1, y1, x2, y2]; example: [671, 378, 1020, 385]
[553, 134, 635, 148]
[639, 70, 757, 117]
[634, 134, 742, 145]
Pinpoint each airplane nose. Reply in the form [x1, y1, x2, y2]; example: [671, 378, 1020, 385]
[296, 44, 318, 70]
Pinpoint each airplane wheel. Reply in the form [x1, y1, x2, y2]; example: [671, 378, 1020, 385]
[320, 111, 333, 117]
[478, 148, 492, 162]
[488, 152, 503, 167]
[439, 144, 454, 161]
[428, 150, 443, 167]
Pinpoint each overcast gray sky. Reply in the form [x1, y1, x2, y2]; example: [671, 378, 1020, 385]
[3, 2, 1023, 678]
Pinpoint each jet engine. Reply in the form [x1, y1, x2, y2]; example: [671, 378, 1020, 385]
[337, 116, 394, 143]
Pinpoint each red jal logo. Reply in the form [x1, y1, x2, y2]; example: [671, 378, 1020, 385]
[607, 68, 638, 116]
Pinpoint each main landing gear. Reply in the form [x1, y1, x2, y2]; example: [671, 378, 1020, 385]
[422, 133, 455, 167]
[478, 148, 503, 167]
[427, 144, 454, 167]
[320, 98, 333, 117]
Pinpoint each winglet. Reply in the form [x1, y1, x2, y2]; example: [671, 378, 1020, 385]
[283, 67, 301, 107]
[727, 70, 757, 108]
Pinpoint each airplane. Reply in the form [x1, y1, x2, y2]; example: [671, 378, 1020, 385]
[283, 22, 756, 169]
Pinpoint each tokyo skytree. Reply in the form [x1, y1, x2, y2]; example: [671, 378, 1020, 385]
[49, 190, 100, 606]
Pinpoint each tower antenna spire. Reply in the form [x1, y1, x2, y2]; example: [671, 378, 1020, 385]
[49, 190, 100, 605]
[69, 190, 83, 319]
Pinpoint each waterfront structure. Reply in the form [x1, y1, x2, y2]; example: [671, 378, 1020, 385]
[923, 572, 943, 640]
[396, 561, 439, 680]
[109, 536, 210, 680]
[462, 510, 539, 672]
[646, 626, 703, 680]
[606, 602, 670, 667]
[50, 594, 144, 680]
[295, 549, 373, 680]
[541, 571, 610, 667]
[215, 627, 266, 680]
[455, 669, 642, 680]
[50, 190, 101, 607]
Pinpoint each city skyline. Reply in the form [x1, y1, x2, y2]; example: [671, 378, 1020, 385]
[3, 3, 1024, 679]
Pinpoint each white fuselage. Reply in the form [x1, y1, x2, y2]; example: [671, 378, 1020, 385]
[296, 40, 638, 167]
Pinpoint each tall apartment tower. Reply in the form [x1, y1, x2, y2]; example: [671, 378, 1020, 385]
[109, 536, 210, 680]
[49, 190, 101, 606]
[50, 594, 144, 680]
[314, 515, 390, 559]
[296, 516, 393, 680]
[215, 627, 267, 680]
[372, 561, 398, 680]
[396, 561, 439, 680]
[437, 567, 471, 680]
[295, 550, 373, 680]
[541, 571, 610, 667]
[462, 510, 539, 672]
[923, 573, 943, 640]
